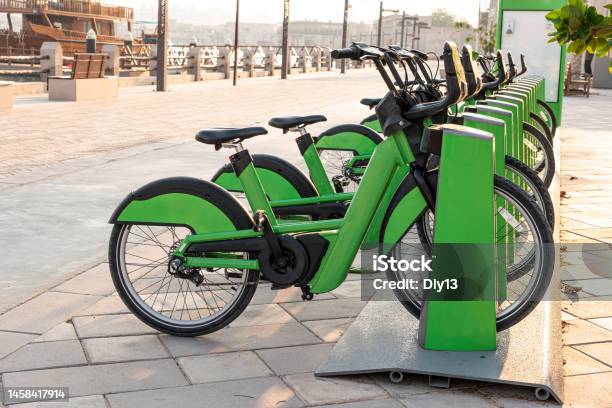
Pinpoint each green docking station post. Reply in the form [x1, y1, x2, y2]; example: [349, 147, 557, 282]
[418, 124, 496, 351]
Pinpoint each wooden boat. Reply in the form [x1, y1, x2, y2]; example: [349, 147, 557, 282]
[0, 0, 137, 55]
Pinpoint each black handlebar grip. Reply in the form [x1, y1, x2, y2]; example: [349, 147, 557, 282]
[519, 53, 527, 75]
[331, 46, 359, 60]
[507, 51, 517, 79]
[496, 50, 506, 82]
[409, 49, 429, 61]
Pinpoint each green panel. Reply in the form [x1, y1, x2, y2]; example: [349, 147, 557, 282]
[483, 99, 521, 160]
[363, 165, 411, 249]
[361, 119, 382, 134]
[274, 218, 344, 234]
[270, 192, 353, 207]
[496, 0, 567, 122]
[214, 172, 242, 192]
[309, 136, 404, 293]
[303, 143, 335, 195]
[185, 256, 259, 270]
[117, 193, 236, 234]
[463, 115, 505, 176]
[315, 131, 379, 156]
[238, 162, 278, 226]
[420, 125, 496, 351]
[215, 168, 304, 201]
[381, 187, 427, 246]
[476, 104, 515, 161]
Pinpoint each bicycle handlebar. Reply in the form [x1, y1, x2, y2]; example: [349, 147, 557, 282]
[331, 42, 384, 60]
[517, 53, 528, 76]
[331, 42, 466, 122]
[480, 50, 505, 91]
[331, 47, 359, 60]
[460, 44, 483, 98]
[401, 41, 467, 120]
[387, 46, 428, 86]
[507, 51, 517, 81]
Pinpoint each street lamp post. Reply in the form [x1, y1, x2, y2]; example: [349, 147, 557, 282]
[156, 0, 168, 92]
[341, 0, 349, 74]
[233, 0, 239, 86]
[377, 2, 399, 47]
[410, 17, 418, 48]
[400, 11, 405, 48]
[415, 22, 430, 50]
[400, 14, 418, 49]
[281, 0, 290, 79]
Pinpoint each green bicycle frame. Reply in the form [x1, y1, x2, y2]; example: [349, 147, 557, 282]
[174, 127, 427, 294]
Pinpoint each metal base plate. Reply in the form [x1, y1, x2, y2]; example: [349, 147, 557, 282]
[315, 300, 563, 404]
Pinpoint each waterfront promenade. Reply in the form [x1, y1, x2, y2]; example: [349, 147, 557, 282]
[0, 72, 611, 407]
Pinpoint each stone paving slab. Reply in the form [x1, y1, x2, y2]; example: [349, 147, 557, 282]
[177, 351, 272, 384]
[302, 318, 354, 342]
[32, 322, 78, 343]
[72, 314, 158, 338]
[568, 278, 612, 297]
[589, 316, 612, 331]
[573, 342, 612, 367]
[330, 280, 363, 298]
[280, 298, 366, 321]
[250, 285, 335, 305]
[2, 359, 187, 398]
[562, 317, 612, 345]
[0, 331, 37, 359]
[563, 371, 612, 407]
[159, 322, 321, 357]
[52, 263, 115, 296]
[562, 346, 611, 376]
[82, 335, 169, 363]
[282, 373, 387, 406]
[399, 390, 496, 408]
[0, 292, 101, 334]
[75, 295, 128, 316]
[9, 395, 107, 408]
[228, 304, 297, 327]
[256, 343, 335, 375]
[105, 376, 303, 408]
[562, 298, 612, 319]
[311, 399, 405, 408]
[0, 339, 86, 373]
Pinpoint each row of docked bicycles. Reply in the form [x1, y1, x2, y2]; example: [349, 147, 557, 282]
[108, 41, 556, 336]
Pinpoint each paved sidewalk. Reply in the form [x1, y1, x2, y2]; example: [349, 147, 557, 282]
[558, 88, 612, 408]
[0, 77, 611, 407]
[0, 70, 383, 176]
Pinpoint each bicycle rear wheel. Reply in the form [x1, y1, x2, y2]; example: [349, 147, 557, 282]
[388, 175, 554, 332]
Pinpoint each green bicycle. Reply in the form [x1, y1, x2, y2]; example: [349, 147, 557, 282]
[212, 46, 555, 230]
[335, 49, 556, 188]
[108, 42, 554, 337]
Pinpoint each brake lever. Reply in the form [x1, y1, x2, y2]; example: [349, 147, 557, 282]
[383, 52, 406, 92]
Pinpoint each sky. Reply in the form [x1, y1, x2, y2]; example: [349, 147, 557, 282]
[104, 0, 491, 27]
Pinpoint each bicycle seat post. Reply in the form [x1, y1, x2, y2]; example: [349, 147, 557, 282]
[221, 140, 245, 152]
[291, 125, 337, 196]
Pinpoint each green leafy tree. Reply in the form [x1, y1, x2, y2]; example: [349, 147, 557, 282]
[454, 21, 497, 54]
[432, 9, 456, 27]
[545, 0, 612, 74]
